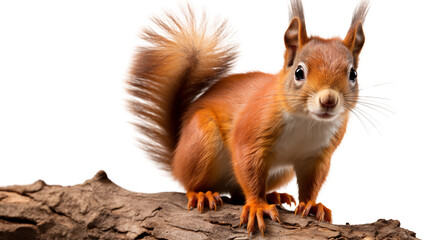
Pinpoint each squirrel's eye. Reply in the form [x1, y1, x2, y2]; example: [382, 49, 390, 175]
[349, 68, 357, 84]
[295, 65, 305, 81]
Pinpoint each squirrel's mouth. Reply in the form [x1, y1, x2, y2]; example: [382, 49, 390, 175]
[311, 111, 337, 121]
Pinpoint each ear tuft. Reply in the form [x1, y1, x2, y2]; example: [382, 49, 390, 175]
[284, 0, 308, 68]
[284, 17, 308, 68]
[344, 21, 365, 55]
[354, 22, 365, 55]
[343, 1, 369, 64]
[284, 17, 300, 50]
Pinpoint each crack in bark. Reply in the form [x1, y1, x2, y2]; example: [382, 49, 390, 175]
[134, 226, 168, 240]
[169, 224, 212, 235]
[139, 206, 162, 223]
[111, 205, 124, 212]
[47, 206, 81, 225]
[134, 231, 168, 240]
[151, 207, 162, 214]
[208, 219, 234, 228]
[279, 221, 302, 230]
[0, 216, 37, 226]
[101, 226, 128, 235]
[206, 220, 250, 236]
[328, 232, 347, 240]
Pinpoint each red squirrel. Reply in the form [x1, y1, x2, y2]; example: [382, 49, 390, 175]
[128, 0, 369, 235]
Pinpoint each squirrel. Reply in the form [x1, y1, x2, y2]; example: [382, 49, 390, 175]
[128, 0, 369, 235]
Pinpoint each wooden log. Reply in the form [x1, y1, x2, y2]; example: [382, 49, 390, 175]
[0, 171, 418, 239]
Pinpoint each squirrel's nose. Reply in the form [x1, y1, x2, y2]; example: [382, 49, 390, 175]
[318, 90, 339, 108]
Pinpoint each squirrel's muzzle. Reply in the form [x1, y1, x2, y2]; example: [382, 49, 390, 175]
[318, 89, 339, 109]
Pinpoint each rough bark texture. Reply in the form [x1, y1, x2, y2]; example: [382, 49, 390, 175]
[0, 170, 418, 240]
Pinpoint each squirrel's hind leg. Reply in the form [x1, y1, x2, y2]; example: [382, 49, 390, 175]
[265, 166, 296, 207]
[172, 109, 227, 212]
[266, 191, 296, 207]
[187, 191, 223, 212]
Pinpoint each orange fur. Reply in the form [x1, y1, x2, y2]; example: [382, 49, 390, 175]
[128, 0, 369, 235]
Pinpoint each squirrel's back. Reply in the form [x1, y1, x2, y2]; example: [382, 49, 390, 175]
[127, 6, 237, 170]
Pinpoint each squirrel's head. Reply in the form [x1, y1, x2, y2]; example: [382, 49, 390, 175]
[282, 0, 369, 122]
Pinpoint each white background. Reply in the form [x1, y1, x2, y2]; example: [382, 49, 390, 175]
[1, 0, 428, 238]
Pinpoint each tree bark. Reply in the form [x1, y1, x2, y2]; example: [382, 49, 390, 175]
[0, 170, 418, 240]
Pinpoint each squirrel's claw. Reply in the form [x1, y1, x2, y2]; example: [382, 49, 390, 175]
[295, 200, 332, 223]
[266, 191, 296, 207]
[239, 202, 280, 236]
[186, 191, 223, 212]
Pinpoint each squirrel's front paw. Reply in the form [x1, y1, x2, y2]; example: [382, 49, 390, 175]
[239, 202, 280, 236]
[294, 200, 332, 223]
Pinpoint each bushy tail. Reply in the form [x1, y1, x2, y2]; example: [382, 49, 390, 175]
[127, 5, 237, 171]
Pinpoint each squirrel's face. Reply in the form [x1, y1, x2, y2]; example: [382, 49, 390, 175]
[284, 39, 359, 122]
[283, 2, 366, 122]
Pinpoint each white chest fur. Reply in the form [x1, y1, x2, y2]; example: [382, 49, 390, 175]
[270, 113, 343, 171]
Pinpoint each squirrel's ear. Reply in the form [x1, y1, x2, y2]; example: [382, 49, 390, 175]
[343, 21, 365, 63]
[284, 17, 307, 68]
